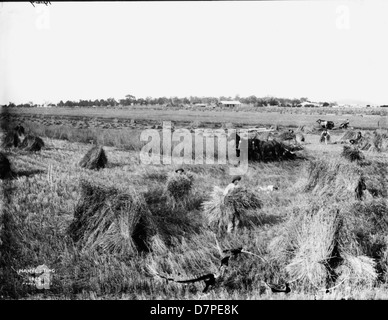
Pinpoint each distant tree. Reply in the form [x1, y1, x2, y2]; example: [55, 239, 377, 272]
[100, 99, 108, 107]
[322, 102, 330, 107]
[291, 99, 301, 107]
[136, 98, 146, 105]
[245, 95, 257, 105]
[58, 100, 65, 107]
[107, 98, 118, 107]
[157, 97, 169, 105]
[65, 100, 75, 107]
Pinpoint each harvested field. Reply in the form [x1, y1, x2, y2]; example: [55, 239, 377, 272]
[1, 109, 388, 300]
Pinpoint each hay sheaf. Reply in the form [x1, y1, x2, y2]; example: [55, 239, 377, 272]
[299, 159, 371, 201]
[1, 132, 21, 149]
[284, 206, 342, 287]
[68, 180, 157, 255]
[166, 172, 194, 200]
[277, 130, 296, 142]
[296, 125, 316, 134]
[272, 202, 380, 289]
[248, 139, 297, 162]
[0, 152, 13, 179]
[202, 186, 262, 232]
[338, 130, 363, 145]
[19, 135, 44, 151]
[1, 125, 25, 149]
[79, 145, 107, 170]
[359, 130, 388, 152]
[341, 146, 365, 162]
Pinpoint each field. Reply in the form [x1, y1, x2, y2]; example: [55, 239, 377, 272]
[2, 105, 387, 130]
[1, 107, 388, 300]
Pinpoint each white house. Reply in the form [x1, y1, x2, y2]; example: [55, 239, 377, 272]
[219, 100, 241, 107]
[298, 101, 322, 107]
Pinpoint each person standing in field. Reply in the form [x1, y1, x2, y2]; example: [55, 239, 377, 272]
[320, 130, 331, 145]
[223, 176, 242, 233]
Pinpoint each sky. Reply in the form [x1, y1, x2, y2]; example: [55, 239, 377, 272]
[1, 1, 388, 105]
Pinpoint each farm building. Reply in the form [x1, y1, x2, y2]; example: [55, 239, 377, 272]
[219, 100, 241, 107]
[297, 101, 322, 108]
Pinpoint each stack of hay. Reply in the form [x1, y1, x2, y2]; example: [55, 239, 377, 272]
[79, 145, 107, 170]
[296, 125, 316, 134]
[341, 145, 365, 162]
[337, 129, 388, 152]
[202, 186, 262, 232]
[271, 202, 379, 289]
[68, 180, 157, 255]
[276, 130, 296, 142]
[1, 125, 45, 152]
[299, 159, 372, 201]
[359, 130, 388, 152]
[337, 130, 362, 144]
[271, 158, 388, 289]
[1, 125, 24, 148]
[19, 135, 45, 152]
[0, 152, 13, 179]
[245, 138, 297, 162]
[165, 171, 194, 201]
[1, 131, 21, 148]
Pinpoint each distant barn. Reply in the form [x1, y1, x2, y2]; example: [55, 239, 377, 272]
[219, 101, 241, 108]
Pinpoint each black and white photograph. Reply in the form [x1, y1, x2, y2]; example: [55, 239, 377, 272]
[1, 0, 388, 307]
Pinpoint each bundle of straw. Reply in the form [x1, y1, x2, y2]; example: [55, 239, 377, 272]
[300, 159, 366, 201]
[271, 189, 388, 287]
[19, 135, 45, 151]
[285, 207, 341, 287]
[277, 130, 296, 142]
[68, 180, 157, 255]
[341, 146, 365, 162]
[202, 186, 262, 232]
[79, 145, 107, 170]
[1, 131, 21, 148]
[166, 172, 194, 200]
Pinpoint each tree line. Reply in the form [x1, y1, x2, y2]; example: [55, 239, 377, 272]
[3, 95, 334, 108]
